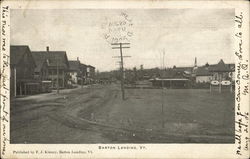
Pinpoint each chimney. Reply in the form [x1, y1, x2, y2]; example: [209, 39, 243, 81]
[194, 57, 197, 67]
[46, 46, 49, 52]
[77, 57, 79, 61]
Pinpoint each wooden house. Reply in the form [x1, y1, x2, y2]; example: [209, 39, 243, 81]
[209, 59, 232, 81]
[68, 58, 82, 84]
[32, 47, 69, 89]
[195, 66, 213, 83]
[10, 45, 37, 96]
[80, 63, 87, 84]
[86, 65, 95, 83]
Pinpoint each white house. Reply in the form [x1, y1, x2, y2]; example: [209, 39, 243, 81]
[195, 66, 212, 83]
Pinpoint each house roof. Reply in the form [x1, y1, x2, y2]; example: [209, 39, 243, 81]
[150, 78, 189, 81]
[226, 63, 235, 71]
[161, 69, 177, 78]
[209, 59, 231, 72]
[80, 63, 87, 70]
[31, 52, 47, 72]
[161, 68, 188, 79]
[196, 60, 234, 76]
[10, 45, 33, 65]
[87, 65, 95, 69]
[174, 67, 193, 72]
[31, 51, 69, 69]
[69, 60, 80, 71]
[196, 66, 212, 76]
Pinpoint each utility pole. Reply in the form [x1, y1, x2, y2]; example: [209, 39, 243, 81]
[56, 58, 59, 94]
[81, 75, 83, 89]
[219, 73, 222, 93]
[161, 50, 165, 128]
[111, 43, 130, 100]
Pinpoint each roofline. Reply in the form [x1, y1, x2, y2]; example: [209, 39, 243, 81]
[196, 74, 212, 76]
[209, 70, 232, 72]
[80, 63, 87, 66]
[27, 46, 37, 68]
[87, 65, 95, 68]
[12, 45, 36, 68]
[174, 66, 193, 68]
[150, 78, 189, 81]
[10, 45, 30, 47]
[31, 51, 67, 53]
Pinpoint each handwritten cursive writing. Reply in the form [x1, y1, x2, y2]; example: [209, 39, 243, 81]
[1, 5, 9, 156]
[234, 11, 249, 156]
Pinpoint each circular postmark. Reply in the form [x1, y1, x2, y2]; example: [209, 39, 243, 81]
[101, 12, 133, 44]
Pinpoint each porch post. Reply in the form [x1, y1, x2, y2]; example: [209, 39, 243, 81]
[219, 73, 221, 93]
[51, 69, 54, 88]
[14, 67, 17, 97]
[62, 70, 65, 88]
[24, 83, 27, 95]
[19, 84, 22, 96]
[230, 71, 233, 93]
[210, 83, 212, 93]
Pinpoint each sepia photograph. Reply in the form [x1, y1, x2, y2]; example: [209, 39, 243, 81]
[1, 0, 250, 158]
[9, 8, 236, 144]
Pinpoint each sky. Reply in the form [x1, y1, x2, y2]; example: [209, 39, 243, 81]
[11, 9, 235, 72]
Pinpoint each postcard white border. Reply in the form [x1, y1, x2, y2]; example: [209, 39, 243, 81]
[1, 1, 249, 159]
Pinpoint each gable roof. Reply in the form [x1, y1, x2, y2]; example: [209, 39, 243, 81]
[87, 65, 95, 69]
[10, 45, 33, 65]
[31, 51, 69, 69]
[209, 59, 231, 72]
[162, 69, 177, 78]
[174, 66, 193, 72]
[226, 63, 235, 71]
[80, 63, 87, 68]
[196, 66, 212, 76]
[69, 60, 80, 71]
[161, 68, 188, 79]
[31, 52, 48, 72]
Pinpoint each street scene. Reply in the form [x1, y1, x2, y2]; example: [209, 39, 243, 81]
[10, 9, 235, 143]
[11, 84, 234, 143]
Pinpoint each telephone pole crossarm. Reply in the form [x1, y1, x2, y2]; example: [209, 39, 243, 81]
[112, 56, 131, 58]
[112, 47, 130, 49]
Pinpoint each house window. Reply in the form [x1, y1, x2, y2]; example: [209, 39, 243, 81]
[213, 73, 218, 80]
[49, 70, 52, 75]
[59, 70, 63, 75]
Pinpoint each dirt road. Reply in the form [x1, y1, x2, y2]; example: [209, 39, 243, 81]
[11, 84, 118, 143]
[10, 84, 234, 143]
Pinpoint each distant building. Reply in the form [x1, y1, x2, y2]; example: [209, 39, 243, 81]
[68, 58, 81, 84]
[209, 59, 232, 81]
[10, 45, 37, 96]
[86, 65, 95, 83]
[32, 47, 69, 89]
[80, 63, 87, 84]
[173, 66, 194, 79]
[226, 63, 235, 81]
[149, 58, 234, 88]
[150, 78, 190, 88]
[32, 51, 52, 92]
[32, 52, 49, 81]
[195, 59, 234, 83]
[68, 59, 95, 85]
[195, 66, 212, 83]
